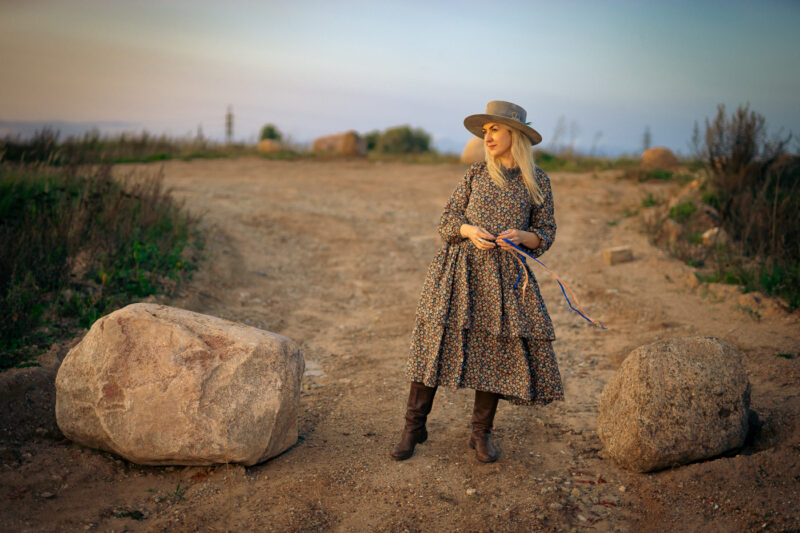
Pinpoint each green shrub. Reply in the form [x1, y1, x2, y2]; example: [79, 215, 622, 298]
[0, 163, 202, 368]
[259, 124, 282, 142]
[641, 193, 661, 207]
[363, 130, 380, 151]
[373, 126, 431, 154]
[669, 200, 697, 223]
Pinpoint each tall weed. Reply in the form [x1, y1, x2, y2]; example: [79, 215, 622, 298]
[0, 163, 203, 368]
[698, 105, 798, 307]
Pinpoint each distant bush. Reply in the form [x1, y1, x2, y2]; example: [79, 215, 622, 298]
[701, 104, 796, 261]
[669, 104, 799, 308]
[534, 150, 638, 173]
[0, 163, 203, 368]
[259, 124, 282, 142]
[1, 129, 255, 165]
[373, 126, 431, 154]
[363, 130, 380, 151]
[0, 128, 61, 164]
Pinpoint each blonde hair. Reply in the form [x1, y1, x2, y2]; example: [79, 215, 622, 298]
[484, 127, 544, 205]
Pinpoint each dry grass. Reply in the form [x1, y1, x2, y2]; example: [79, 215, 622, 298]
[0, 163, 203, 368]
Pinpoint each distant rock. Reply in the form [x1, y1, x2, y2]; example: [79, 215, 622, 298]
[701, 227, 730, 247]
[312, 131, 366, 156]
[598, 337, 751, 472]
[56, 303, 304, 466]
[656, 218, 684, 244]
[641, 147, 679, 170]
[602, 246, 633, 265]
[460, 137, 485, 164]
[257, 139, 283, 153]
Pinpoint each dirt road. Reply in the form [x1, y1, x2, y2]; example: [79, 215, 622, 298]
[2, 157, 799, 532]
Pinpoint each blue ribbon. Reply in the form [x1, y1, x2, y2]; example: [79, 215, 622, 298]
[503, 238, 606, 330]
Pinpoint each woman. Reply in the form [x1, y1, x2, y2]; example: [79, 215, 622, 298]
[391, 101, 564, 463]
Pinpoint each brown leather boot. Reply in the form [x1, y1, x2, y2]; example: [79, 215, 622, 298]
[469, 390, 500, 463]
[390, 382, 437, 461]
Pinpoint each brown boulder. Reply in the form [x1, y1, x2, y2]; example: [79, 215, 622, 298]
[312, 131, 366, 156]
[598, 337, 750, 472]
[460, 137, 485, 164]
[641, 147, 679, 170]
[55, 303, 304, 466]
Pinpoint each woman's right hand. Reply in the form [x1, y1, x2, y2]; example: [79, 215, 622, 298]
[460, 224, 496, 250]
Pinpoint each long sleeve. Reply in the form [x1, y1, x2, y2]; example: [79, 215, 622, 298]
[525, 167, 556, 258]
[437, 165, 475, 244]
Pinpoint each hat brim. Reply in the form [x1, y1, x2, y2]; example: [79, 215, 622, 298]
[463, 114, 542, 146]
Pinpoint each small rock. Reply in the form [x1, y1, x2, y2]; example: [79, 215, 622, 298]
[577, 514, 588, 522]
[619, 485, 626, 493]
[305, 360, 326, 378]
[40, 491, 55, 499]
[571, 488, 581, 498]
[657, 219, 684, 244]
[466, 488, 477, 496]
[701, 227, 730, 247]
[548, 503, 563, 511]
[602, 246, 633, 266]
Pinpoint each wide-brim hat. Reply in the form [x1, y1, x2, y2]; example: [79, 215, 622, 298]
[464, 100, 542, 146]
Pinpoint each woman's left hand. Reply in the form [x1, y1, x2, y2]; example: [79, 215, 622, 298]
[497, 229, 541, 251]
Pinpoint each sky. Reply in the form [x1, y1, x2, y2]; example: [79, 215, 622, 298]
[1, 0, 799, 155]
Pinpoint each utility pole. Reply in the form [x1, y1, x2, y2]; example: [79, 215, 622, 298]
[225, 106, 234, 144]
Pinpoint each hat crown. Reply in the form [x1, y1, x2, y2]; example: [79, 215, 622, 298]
[484, 100, 527, 125]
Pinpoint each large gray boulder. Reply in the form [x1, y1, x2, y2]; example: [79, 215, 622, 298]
[598, 337, 750, 472]
[55, 303, 304, 466]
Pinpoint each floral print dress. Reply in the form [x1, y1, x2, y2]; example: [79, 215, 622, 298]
[406, 161, 564, 406]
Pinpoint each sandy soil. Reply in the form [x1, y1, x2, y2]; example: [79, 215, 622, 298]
[1, 157, 799, 532]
